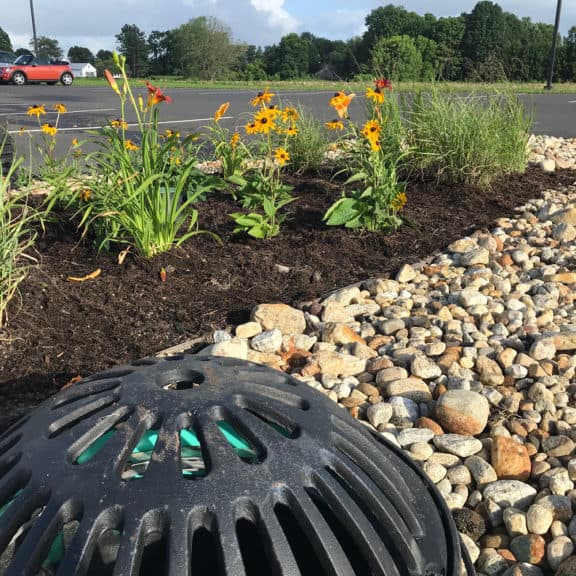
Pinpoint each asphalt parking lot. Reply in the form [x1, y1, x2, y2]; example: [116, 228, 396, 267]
[1, 84, 575, 161]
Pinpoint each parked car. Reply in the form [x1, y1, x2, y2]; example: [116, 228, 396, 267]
[0, 50, 16, 67]
[0, 54, 74, 86]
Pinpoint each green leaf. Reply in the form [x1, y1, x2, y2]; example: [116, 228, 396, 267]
[324, 198, 359, 227]
[262, 197, 275, 218]
[343, 172, 368, 185]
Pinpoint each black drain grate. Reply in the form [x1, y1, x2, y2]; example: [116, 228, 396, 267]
[0, 355, 473, 575]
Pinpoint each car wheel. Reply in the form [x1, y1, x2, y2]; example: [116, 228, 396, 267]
[11, 71, 26, 86]
[60, 72, 73, 86]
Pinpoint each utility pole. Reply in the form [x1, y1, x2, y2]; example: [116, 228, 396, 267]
[29, 0, 38, 54]
[545, 0, 562, 90]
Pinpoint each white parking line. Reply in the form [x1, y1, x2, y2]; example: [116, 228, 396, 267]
[7, 116, 233, 134]
[569, 100, 576, 103]
[0, 107, 118, 117]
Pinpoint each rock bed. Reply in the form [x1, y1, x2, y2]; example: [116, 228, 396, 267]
[178, 171, 576, 576]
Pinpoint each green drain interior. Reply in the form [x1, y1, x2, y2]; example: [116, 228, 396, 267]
[76, 421, 262, 476]
[0, 420, 290, 571]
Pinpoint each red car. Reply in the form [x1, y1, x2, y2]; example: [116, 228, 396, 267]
[0, 54, 74, 86]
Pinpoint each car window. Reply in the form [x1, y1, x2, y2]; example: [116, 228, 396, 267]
[0, 51, 15, 63]
[34, 56, 50, 65]
[14, 55, 33, 65]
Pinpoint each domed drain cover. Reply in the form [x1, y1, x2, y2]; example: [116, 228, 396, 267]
[0, 355, 468, 576]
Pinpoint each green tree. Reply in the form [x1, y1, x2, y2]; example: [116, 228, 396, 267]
[432, 16, 465, 80]
[172, 17, 238, 80]
[147, 30, 176, 75]
[116, 24, 149, 77]
[96, 49, 113, 61]
[31, 36, 63, 60]
[14, 48, 33, 58]
[275, 33, 310, 79]
[0, 27, 12, 52]
[360, 4, 426, 64]
[461, 1, 507, 78]
[414, 36, 441, 81]
[562, 26, 576, 81]
[67, 46, 94, 63]
[371, 35, 423, 81]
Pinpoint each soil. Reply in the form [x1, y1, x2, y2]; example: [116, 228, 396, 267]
[2, 167, 576, 430]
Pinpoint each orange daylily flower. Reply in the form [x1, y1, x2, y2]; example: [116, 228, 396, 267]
[104, 69, 121, 96]
[145, 81, 172, 106]
[214, 102, 230, 122]
[230, 132, 240, 149]
[329, 91, 355, 119]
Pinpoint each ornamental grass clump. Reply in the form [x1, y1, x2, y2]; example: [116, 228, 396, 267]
[65, 52, 221, 258]
[228, 88, 300, 239]
[405, 89, 531, 187]
[323, 79, 409, 232]
[0, 146, 37, 328]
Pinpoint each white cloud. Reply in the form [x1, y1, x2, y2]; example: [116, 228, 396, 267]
[250, 0, 300, 34]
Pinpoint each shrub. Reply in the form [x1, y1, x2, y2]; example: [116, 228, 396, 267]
[405, 89, 531, 187]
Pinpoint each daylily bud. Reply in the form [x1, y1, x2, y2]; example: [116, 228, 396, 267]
[104, 69, 121, 96]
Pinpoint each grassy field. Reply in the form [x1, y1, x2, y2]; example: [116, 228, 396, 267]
[74, 77, 576, 94]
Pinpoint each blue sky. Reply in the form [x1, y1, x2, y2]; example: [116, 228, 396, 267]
[3, 0, 574, 55]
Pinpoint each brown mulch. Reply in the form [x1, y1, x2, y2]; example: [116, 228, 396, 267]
[1, 167, 576, 430]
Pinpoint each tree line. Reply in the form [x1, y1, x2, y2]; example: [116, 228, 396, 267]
[1, 2, 575, 82]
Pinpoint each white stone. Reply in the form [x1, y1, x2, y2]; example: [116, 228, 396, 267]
[433, 434, 483, 458]
[483, 481, 537, 510]
[526, 504, 554, 535]
[250, 329, 283, 353]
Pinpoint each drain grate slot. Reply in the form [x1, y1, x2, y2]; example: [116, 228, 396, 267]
[190, 524, 225, 576]
[304, 486, 371, 576]
[274, 501, 328, 576]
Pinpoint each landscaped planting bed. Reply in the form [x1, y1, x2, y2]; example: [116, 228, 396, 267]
[3, 53, 576, 575]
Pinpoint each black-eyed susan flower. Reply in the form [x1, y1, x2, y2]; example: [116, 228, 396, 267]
[285, 126, 298, 137]
[282, 107, 299, 123]
[111, 118, 128, 130]
[361, 120, 381, 142]
[245, 122, 258, 135]
[267, 105, 282, 119]
[214, 102, 230, 122]
[18, 127, 27, 135]
[27, 104, 46, 118]
[71, 138, 79, 146]
[369, 139, 381, 152]
[79, 188, 91, 201]
[41, 123, 58, 137]
[392, 191, 407, 210]
[53, 103, 67, 113]
[165, 129, 180, 138]
[254, 108, 276, 134]
[325, 119, 344, 131]
[366, 87, 385, 105]
[230, 132, 240, 149]
[125, 139, 139, 151]
[251, 88, 274, 107]
[274, 148, 290, 166]
[329, 92, 355, 119]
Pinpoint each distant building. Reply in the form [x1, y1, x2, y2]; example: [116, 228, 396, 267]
[69, 62, 97, 78]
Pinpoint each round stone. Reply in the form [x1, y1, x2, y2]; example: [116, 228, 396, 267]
[435, 390, 490, 435]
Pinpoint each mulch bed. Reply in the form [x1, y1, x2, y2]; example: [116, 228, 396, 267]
[1, 167, 576, 429]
